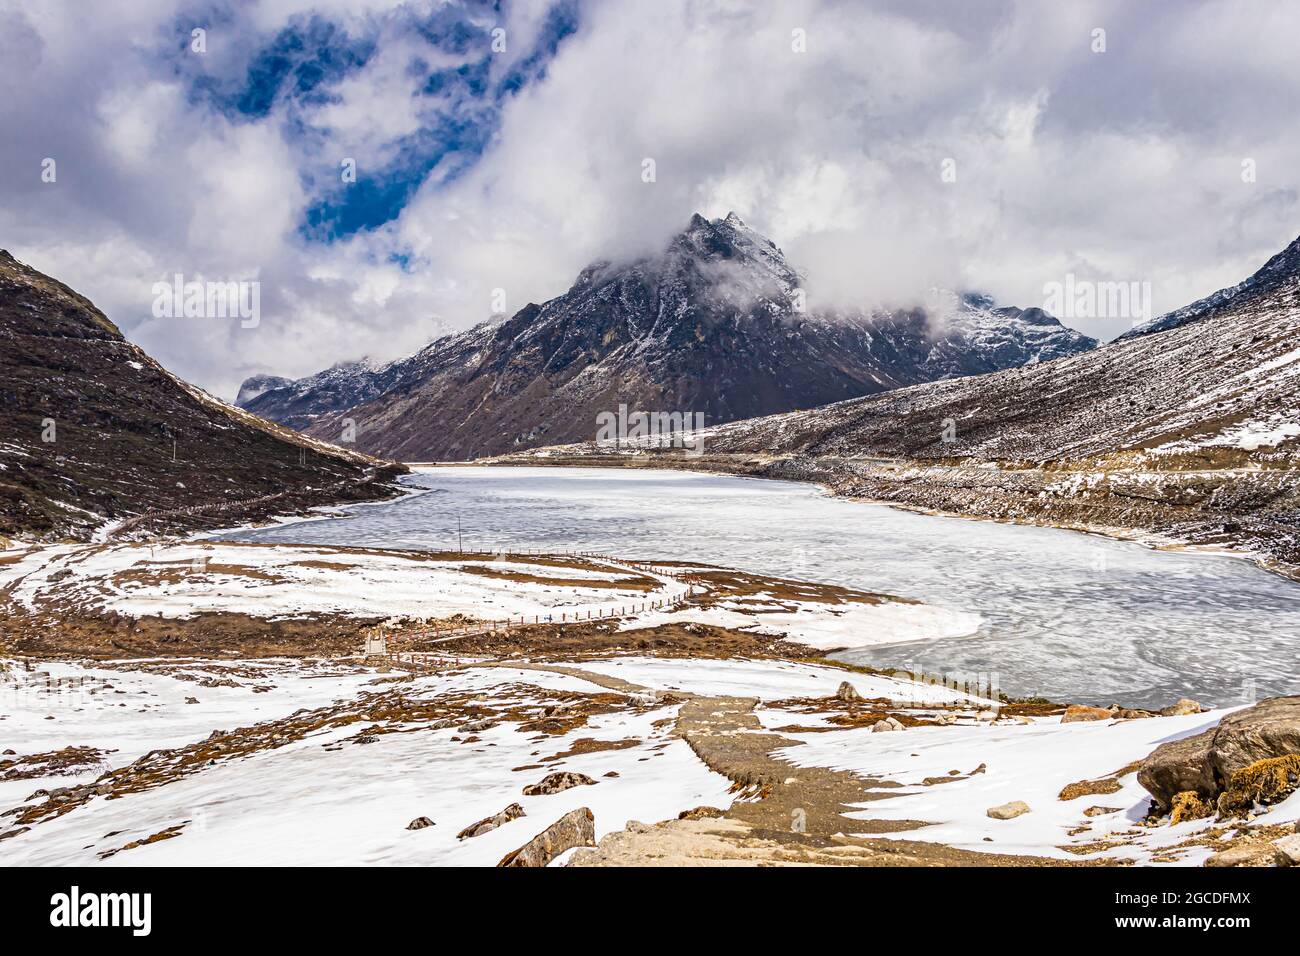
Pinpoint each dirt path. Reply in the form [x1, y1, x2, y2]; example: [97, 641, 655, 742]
[462, 662, 1075, 866]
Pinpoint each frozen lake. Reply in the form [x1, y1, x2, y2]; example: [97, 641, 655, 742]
[216, 466, 1300, 708]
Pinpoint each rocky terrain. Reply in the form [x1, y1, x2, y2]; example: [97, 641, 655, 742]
[239, 214, 1095, 459]
[496, 231, 1300, 579]
[0, 251, 407, 542]
[3, 537, 1297, 867]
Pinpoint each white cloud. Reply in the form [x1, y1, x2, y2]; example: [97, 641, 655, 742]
[3, 0, 1300, 396]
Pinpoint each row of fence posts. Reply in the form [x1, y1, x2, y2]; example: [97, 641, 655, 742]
[369, 550, 695, 655]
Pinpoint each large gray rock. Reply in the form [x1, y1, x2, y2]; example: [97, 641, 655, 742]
[1137, 728, 1218, 810]
[1208, 697, 1300, 782]
[498, 807, 596, 867]
[1138, 696, 1300, 812]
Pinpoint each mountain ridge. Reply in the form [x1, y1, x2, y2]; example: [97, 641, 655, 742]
[0, 250, 406, 541]
[240, 213, 1097, 460]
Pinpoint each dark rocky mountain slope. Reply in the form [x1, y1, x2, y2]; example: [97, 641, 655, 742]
[240, 214, 1095, 460]
[0, 251, 405, 542]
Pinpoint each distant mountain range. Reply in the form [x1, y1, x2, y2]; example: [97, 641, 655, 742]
[238, 213, 1097, 460]
[0, 251, 404, 542]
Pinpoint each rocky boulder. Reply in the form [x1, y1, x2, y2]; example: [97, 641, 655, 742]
[1273, 834, 1300, 866]
[457, 802, 525, 840]
[498, 807, 596, 867]
[522, 771, 597, 796]
[1208, 697, 1300, 783]
[1061, 704, 1115, 723]
[986, 800, 1031, 820]
[1138, 696, 1300, 814]
[1204, 842, 1277, 868]
[1137, 728, 1218, 810]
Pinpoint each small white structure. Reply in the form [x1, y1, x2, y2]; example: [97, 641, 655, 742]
[363, 629, 387, 658]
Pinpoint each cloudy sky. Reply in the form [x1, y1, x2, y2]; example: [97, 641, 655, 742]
[2, 0, 1298, 398]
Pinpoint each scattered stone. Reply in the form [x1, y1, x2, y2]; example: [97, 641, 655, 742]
[1059, 776, 1123, 801]
[1160, 698, 1204, 717]
[1061, 704, 1115, 723]
[457, 802, 524, 840]
[836, 681, 860, 702]
[406, 816, 435, 831]
[1169, 790, 1214, 825]
[1272, 834, 1300, 866]
[184, 697, 199, 705]
[1084, 805, 1124, 817]
[870, 716, 905, 733]
[1204, 842, 1277, 868]
[603, 771, 619, 778]
[522, 771, 597, 796]
[677, 806, 725, 820]
[498, 807, 596, 867]
[986, 800, 1031, 820]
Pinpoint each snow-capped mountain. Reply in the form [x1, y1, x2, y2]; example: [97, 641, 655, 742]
[234, 373, 292, 407]
[239, 213, 1095, 460]
[918, 291, 1099, 379]
[668, 229, 1300, 575]
[237, 358, 395, 432]
[0, 251, 402, 541]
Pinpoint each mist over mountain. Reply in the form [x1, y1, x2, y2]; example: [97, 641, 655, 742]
[239, 214, 1096, 461]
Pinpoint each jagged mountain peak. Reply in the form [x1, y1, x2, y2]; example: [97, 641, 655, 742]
[242, 214, 1097, 460]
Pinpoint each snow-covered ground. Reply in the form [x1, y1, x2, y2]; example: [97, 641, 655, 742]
[776, 710, 1300, 865]
[0, 542, 686, 622]
[615, 598, 982, 651]
[0, 658, 733, 866]
[576, 656, 993, 706]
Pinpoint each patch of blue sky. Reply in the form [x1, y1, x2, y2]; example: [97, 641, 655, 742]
[169, 2, 579, 245]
